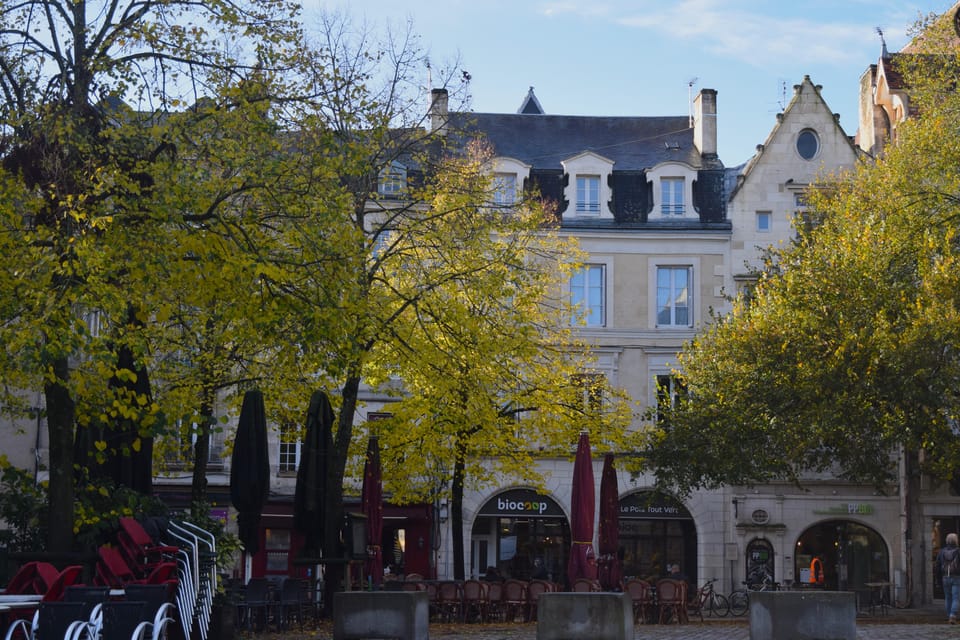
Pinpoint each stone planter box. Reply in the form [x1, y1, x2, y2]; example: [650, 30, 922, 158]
[749, 591, 856, 640]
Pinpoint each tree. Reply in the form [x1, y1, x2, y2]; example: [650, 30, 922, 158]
[0, 0, 303, 551]
[365, 140, 634, 579]
[645, 15, 960, 605]
[269, 12, 637, 598]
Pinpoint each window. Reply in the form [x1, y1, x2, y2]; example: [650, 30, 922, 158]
[378, 162, 406, 196]
[572, 373, 605, 414]
[576, 176, 600, 214]
[570, 265, 605, 326]
[796, 129, 820, 160]
[656, 374, 685, 423]
[656, 266, 691, 327]
[371, 228, 392, 258]
[493, 173, 517, 206]
[756, 211, 771, 232]
[278, 422, 300, 473]
[660, 178, 684, 215]
[163, 420, 226, 469]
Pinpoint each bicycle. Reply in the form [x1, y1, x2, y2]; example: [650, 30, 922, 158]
[690, 577, 729, 619]
[728, 574, 778, 616]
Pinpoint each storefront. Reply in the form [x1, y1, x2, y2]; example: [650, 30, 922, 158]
[794, 519, 889, 591]
[619, 491, 698, 587]
[470, 488, 570, 583]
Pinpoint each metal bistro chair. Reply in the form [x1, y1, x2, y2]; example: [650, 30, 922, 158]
[436, 581, 462, 623]
[237, 577, 272, 631]
[276, 578, 307, 631]
[525, 579, 552, 622]
[460, 579, 488, 623]
[624, 579, 654, 624]
[572, 578, 601, 593]
[656, 578, 688, 624]
[484, 581, 505, 622]
[501, 579, 527, 623]
[3, 601, 88, 640]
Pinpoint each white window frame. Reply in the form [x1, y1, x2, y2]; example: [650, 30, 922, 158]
[278, 422, 301, 473]
[493, 172, 517, 207]
[651, 261, 696, 329]
[653, 263, 696, 329]
[561, 152, 614, 220]
[378, 161, 406, 196]
[489, 157, 531, 210]
[648, 162, 697, 220]
[576, 175, 601, 214]
[660, 177, 685, 215]
[570, 264, 606, 327]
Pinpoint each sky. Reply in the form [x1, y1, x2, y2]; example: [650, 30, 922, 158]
[304, 1, 955, 166]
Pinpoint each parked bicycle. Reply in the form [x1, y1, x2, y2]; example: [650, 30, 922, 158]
[691, 577, 729, 618]
[728, 571, 779, 616]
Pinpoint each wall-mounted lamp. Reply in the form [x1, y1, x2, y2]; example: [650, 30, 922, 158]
[439, 501, 449, 523]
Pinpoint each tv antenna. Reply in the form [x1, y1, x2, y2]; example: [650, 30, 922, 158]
[688, 77, 698, 128]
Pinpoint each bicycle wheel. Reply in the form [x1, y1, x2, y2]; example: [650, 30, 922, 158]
[729, 589, 748, 616]
[706, 592, 729, 617]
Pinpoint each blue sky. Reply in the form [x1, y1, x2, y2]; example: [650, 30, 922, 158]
[307, 1, 953, 165]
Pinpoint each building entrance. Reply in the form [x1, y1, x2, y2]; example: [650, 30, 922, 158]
[795, 520, 888, 591]
[471, 489, 570, 583]
[618, 491, 697, 587]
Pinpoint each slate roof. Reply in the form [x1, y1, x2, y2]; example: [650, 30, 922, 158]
[447, 112, 720, 172]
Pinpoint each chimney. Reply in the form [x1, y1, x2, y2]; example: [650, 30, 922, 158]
[693, 88, 717, 158]
[429, 88, 449, 135]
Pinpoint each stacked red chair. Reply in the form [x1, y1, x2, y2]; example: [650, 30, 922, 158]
[117, 517, 178, 578]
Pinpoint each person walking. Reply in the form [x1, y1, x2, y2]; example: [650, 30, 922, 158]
[937, 532, 960, 624]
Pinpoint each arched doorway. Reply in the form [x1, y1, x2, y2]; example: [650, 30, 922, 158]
[470, 488, 570, 582]
[746, 538, 775, 587]
[618, 491, 697, 587]
[795, 520, 889, 591]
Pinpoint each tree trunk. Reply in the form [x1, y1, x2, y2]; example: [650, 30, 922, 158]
[321, 374, 360, 617]
[46, 356, 75, 553]
[190, 397, 213, 510]
[903, 447, 925, 607]
[451, 456, 466, 580]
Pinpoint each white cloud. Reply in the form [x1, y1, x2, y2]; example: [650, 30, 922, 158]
[536, 0, 919, 68]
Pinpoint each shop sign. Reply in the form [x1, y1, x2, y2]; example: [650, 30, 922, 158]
[812, 503, 874, 516]
[619, 491, 692, 520]
[478, 488, 565, 518]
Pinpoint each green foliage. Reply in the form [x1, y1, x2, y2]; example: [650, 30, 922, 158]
[0, 457, 47, 553]
[74, 482, 169, 551]
[645, 25, 960, 495]
[182, 501, 242, 572]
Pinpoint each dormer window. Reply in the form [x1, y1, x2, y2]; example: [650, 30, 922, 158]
[489, 157, 530, 210]
[493, 173, 517, 206]
[561, 152, 614, 220]
[648, 162, 697, 220]
[576, 176, 601, 214]
[660, 178, 685, 215]
[378, 161, 406, 197]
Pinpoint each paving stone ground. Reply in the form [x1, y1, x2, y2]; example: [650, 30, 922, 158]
[240, 604, 960, 640]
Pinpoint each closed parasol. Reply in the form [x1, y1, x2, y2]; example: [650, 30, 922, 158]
[293, 390, 335, 558]
[597, 453, 622, 590]
[567, 431, 598, 587]
[230, 389, 270, 554]
[361, 435, 383, 587]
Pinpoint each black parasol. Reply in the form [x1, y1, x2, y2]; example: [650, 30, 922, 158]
[230, 389, 270, 554]
[293, 390, 335, 558]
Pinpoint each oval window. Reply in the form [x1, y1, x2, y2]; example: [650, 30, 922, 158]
[796, 129, 819, 160]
